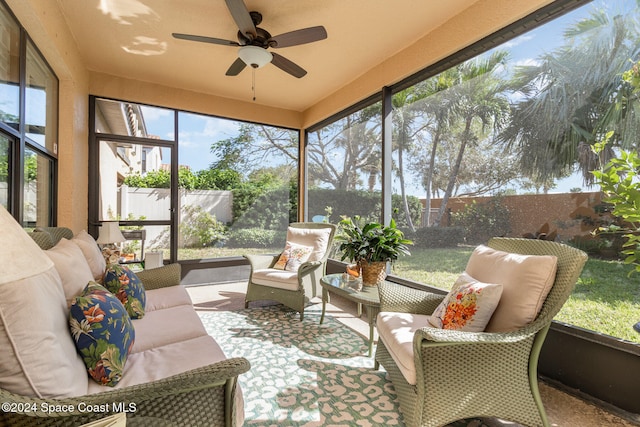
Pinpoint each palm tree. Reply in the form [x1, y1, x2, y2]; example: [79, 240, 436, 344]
[413, 73, 457, 227]
[391, 86, 433, 231]
[499, 5, 640, 185]
[432, 51, 511, 226]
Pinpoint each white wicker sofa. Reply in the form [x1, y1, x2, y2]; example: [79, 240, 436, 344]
[0, 215, 248, 427]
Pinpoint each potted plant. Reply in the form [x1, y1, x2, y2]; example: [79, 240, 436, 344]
[336, 215, 412, 286]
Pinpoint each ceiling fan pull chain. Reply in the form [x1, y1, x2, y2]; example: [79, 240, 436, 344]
[252, 67, 256, 101]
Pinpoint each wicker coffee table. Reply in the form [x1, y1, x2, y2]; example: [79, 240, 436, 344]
[319, 273, 381, 356]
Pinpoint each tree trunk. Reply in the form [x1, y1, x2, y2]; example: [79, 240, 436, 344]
[424, 127, 442, 227]
[397, 144, 415, 232]
[434, 119, 471, 226]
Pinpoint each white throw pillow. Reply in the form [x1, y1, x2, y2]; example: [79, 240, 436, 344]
[465, 245, 558, 332]
[428, 272, 503, 332]
[72, 230, 106, 282]
[273, 241, 314, 272]
[45, 238, 95, 306]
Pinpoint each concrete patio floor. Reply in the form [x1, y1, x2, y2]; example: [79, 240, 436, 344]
[186, 281, 639, 427]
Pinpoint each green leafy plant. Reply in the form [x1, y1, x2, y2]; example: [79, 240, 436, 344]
[336, 215, 412, 264]
[590, 61, 640, 274]
[592, 132, 640, 274]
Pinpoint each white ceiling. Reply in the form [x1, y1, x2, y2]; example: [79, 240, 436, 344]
[56, 0, 480, 112]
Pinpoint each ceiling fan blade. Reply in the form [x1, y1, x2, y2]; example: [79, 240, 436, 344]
[270, 26, 327, 48]
[224, 0, 256, 39]
[172, 33, 240, 46]
[271, 52, 307, 78]
[225, 57, 247, 76]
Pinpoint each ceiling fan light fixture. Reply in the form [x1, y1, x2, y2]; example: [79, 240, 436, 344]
[238, 45, 272, 68]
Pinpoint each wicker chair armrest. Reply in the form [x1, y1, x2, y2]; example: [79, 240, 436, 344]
[244, 254, 279, 269]
[378, 281, 445, 315]
[297, 260, 322, 276]
[137, 263, 181, 290]
[414, 326, 536, 345]
[0, 357, 250, 423]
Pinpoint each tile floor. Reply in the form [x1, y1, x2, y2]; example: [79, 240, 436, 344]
[186, 281, 639, 427]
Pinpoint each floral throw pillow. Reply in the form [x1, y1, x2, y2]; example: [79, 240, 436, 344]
[69, 282, 135, 387]
[428, 272, 503, 332]
[103, 264, 146, 319]
[273, 242, 314, 272]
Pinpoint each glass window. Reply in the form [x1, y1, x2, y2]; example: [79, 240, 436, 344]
[25, 40, 58, 151]
[389, 0, 639, 343]
[0, 4, 20, 131]
[23, 147, 51, 227]
[0, 134, 9, 208]
[93, 97, 176, 265]
[307, 102, 382, 224]
[0, 4, 58, 226]
[98, 139, 171, 222]
[93, 102, 299, 262]
[118, 224, 169, 267]
[95, 98, 175, 140]
[176, 112, 298, 260]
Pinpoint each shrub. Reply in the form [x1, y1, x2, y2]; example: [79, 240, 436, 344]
[412, 226, 465, 248]
[226, 228, 286, 248]
[232, 184, 296, 230]
[180, 205, 227, 247]
[307, 189, 422, 227]
[451, 197, 511, 244]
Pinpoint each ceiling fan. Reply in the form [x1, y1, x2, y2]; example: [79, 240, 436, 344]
[172, 0, 327, 79]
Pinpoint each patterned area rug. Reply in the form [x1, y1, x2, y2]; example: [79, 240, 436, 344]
[198, 305, 494, 427]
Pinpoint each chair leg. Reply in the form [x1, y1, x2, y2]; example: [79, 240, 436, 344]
[244, 300, 249, 309]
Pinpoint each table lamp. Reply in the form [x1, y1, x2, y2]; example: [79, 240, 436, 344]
[0, 205, 54, 285]
[96, 221, 126, 265]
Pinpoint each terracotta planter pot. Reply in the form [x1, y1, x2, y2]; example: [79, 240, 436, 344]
[359, 261, 387, 286]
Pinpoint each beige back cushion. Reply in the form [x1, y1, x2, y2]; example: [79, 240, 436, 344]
[45, 238, 95, 306]
[465, 245, 558, 332]
[286, 227, 332, 262]
[72, 230, 106, 281]
[0, 266, 88, 398]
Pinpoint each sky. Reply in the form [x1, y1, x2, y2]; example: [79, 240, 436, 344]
[139, 0, 633, 196]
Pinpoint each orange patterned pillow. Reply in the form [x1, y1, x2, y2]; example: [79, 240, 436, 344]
[428, 272, 503, 332]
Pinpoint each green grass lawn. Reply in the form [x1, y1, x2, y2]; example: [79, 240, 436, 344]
[175, 245, 639, 343]
[392, 247, 640, 343]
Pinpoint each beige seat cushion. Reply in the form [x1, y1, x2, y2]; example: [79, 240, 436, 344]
[88, 335, 226, 392]
[130, 305, 208, 354]
[465, 245, 558, 332]
[145, 285, 193, 312]
[251, 268, 299, 291]
[44, 238, 95, 306]
[0, 266, 89, 398]
[377, 311, 432, 385]
[86, 334, 245, 426]
[72, 230, 106, 282]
